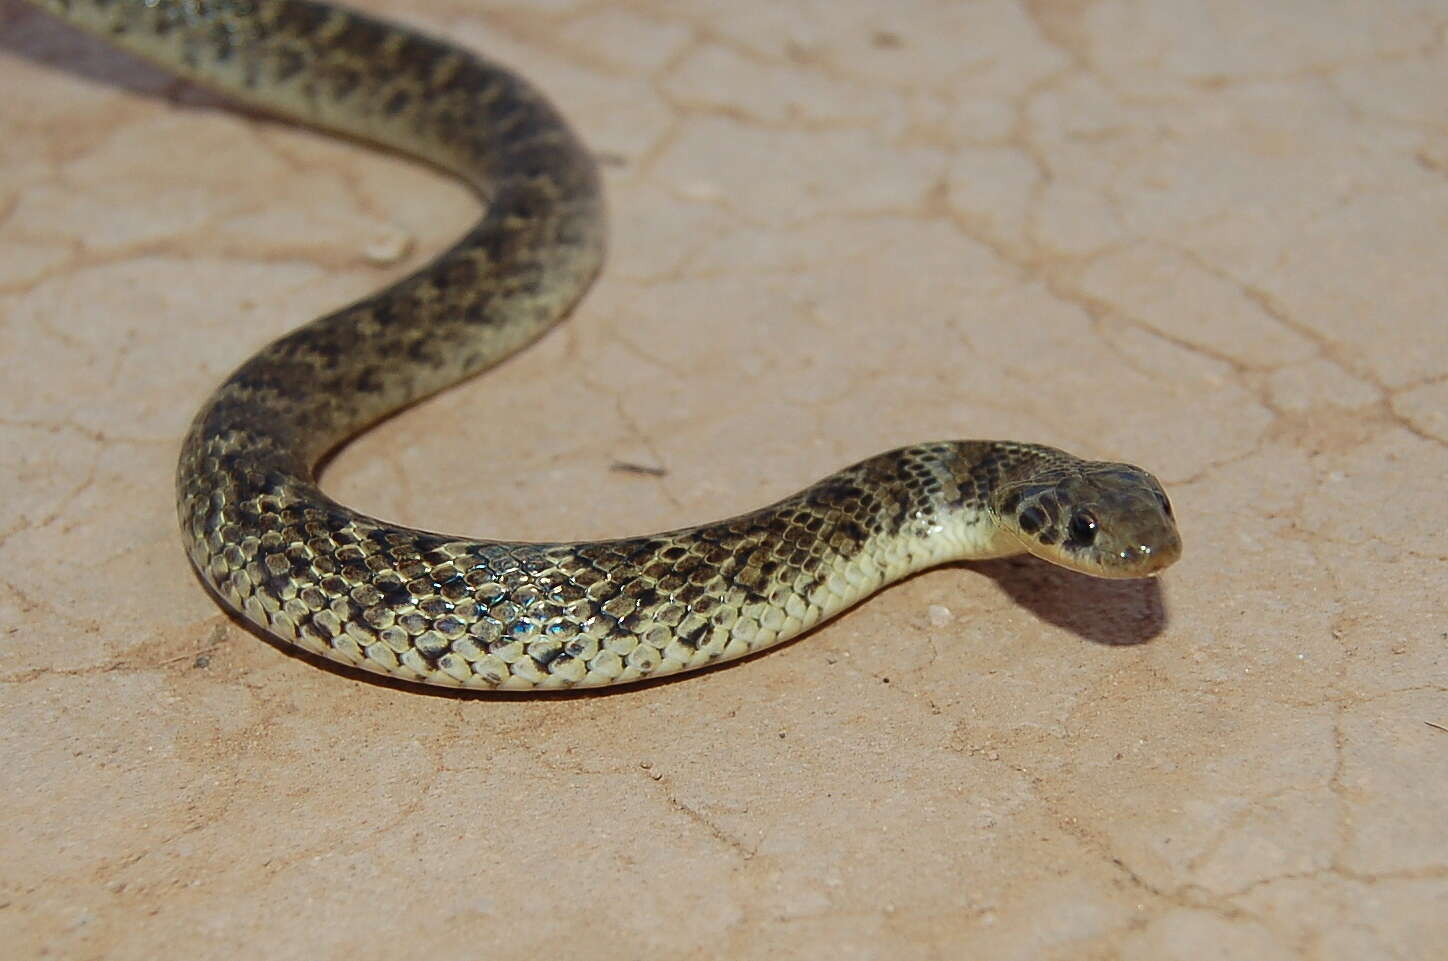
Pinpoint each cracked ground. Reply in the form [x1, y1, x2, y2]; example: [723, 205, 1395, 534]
[1, 0, 1445, 958]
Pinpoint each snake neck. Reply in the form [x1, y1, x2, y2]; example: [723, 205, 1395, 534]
[876, 440, 1093, 571]
[736, 442, 1053, 595]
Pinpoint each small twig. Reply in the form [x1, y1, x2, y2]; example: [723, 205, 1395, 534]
[611, 461, 668, 477]
[1425, 721, 1448, 734]
[160, 646, 220, 667]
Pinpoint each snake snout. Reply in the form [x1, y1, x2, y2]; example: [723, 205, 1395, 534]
[1105, 523, 1182, 577]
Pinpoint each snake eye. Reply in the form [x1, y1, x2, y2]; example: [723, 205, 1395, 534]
[1067, 510, 1098, 546]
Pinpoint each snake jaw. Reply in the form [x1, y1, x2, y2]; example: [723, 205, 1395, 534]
[990, 462, 1182, 580]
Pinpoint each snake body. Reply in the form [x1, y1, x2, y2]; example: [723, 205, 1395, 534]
[30, 0, 1181, 690]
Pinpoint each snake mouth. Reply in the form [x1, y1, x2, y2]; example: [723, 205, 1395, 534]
[1020, 538, 1178, 579]
[1034, 511, 1183, 575]
[1090, 539, 1182, 578]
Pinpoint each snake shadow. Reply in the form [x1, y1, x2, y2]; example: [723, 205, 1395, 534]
[4, 9, 209, 96]
[950, 556, 1170, 647]
[3, 8, 354, 136]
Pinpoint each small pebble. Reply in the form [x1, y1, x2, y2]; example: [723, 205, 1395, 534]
[363, 229, 413, 265]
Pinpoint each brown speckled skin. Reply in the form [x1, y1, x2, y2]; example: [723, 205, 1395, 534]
[28, 0, 1179, 690]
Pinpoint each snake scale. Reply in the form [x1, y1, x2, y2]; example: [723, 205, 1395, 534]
[28, 0, 1181, 690]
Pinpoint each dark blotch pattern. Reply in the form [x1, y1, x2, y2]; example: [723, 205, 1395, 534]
[1018, 506, 1046, 535]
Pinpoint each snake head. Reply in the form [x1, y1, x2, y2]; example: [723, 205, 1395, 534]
[990, 462, 1181, 578]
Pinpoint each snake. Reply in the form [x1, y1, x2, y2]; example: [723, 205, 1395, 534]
[28, 0, 1182, 691]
